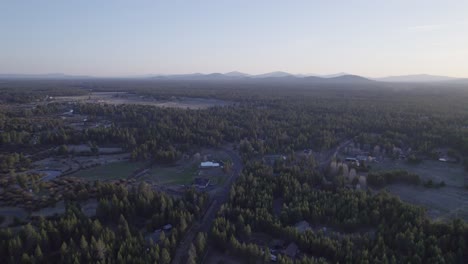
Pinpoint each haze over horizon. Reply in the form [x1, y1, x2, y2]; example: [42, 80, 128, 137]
[1, 0, 468, 78]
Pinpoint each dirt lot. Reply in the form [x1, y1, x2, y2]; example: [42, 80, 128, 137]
[53, 92, 230, 109]
[371, 159, 468, 221]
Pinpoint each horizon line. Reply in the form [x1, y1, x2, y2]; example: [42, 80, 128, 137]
[0, 72, 466, 80]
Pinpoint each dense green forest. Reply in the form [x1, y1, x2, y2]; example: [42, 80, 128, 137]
[0, 182, 207, 263]
[2, 80, 468, 169]
[212, 161, 467, 263]
[0, 79, 467, 263]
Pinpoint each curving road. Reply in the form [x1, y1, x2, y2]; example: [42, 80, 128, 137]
[171, 147, 243, 264]
[318, 138, 353, 171]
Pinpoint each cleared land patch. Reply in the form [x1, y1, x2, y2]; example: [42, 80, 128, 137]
[53, 92, 230, 109]
[141, 165, 198, 185]
[370, 158, 468, 221]
[385, 185, 468, 221]
[70, 161, 147, 181]
[372, 159, 466, 187]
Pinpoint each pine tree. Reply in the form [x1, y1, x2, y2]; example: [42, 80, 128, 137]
[161, 248, 171, 264]
[80, 235, 88, 252]
[188, 243, 197, 263]
[34, 245, 43, 260]
[195, 232, 206, 254]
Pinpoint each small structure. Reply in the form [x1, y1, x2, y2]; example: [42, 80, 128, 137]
[162, 224, 172, 231]
[345, 157, 360, 166]
[270, 254, 278, 262]
[193, 178, 210, 189]
[146, 229, 163, 243]
[294, 220, 311, 233]
[200, 161, 220, 168]
[284, 242, 298, 258]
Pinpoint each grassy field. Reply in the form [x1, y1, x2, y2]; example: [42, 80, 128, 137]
[370, 158, 468, 221]
[70, 149, 231, 186]
[385, 185, 468, 221]
[141, 165, 198, 185]
[71, 161, 147, 181]
[371, 159, 466, 187]
[139, 164, 228, 186]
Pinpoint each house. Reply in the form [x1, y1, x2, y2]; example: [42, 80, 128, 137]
[356, 155, 376, 163]
[345, 157, 360, 166]
[200, 161, 220, 168]
[284, 242, 298, 258]
[294, 220, 311, 233]
[193, 178, 210, 189]
[270, 254, 277, 262]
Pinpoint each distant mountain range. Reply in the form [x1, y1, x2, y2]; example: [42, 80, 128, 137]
[146, 72, 376, 84]
[0, 72, 466, 84]
[375, 74, 460, 83]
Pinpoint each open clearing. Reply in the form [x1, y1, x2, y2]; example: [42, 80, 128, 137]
[385, 185, 468, 221]
[71, 161, 147, 181]
[371, 158, 468, 221]
[140, 164, 227, 186]
[31, 201, 65, 217]
[140, 165, 197, 185]
[0, 207, 28, 227]
[372, 159, 466, 187]
[139, 148, 231, 186]
[31, 153, 130, 181]
[53, 92, 229, 109]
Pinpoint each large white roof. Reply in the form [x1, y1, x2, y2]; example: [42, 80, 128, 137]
[200, 161, 220, 167]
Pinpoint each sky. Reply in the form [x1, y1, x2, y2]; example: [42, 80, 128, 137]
[1, 0, 467, 77]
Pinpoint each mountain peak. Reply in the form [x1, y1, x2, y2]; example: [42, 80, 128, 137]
[253, 71, 293, 78]
[224, 71, 250, 77]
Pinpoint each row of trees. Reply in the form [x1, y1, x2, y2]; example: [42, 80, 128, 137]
[367, 170, 421, 187]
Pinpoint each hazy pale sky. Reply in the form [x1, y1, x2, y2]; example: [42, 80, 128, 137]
[1, 0, 467, 77]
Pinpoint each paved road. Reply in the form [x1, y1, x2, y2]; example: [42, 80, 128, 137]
[171, 147, 243, 264]
[318, 139, 353, 171]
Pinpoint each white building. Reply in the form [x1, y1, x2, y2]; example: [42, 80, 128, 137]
[200, 161, 220, 168]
